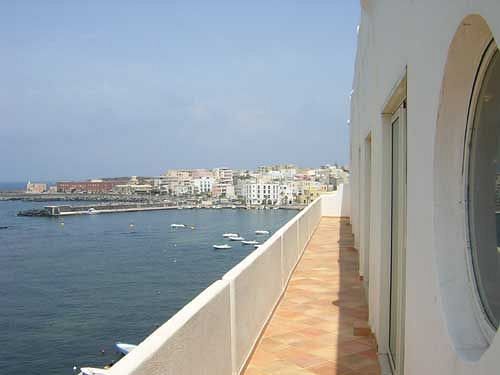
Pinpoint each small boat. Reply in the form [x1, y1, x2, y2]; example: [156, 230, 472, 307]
[223, 233, 239, 238]
[229, 236, 245, 241]
[115, 342, 137, 355]
[231, 205, 236, 209]
[79, 368, 110, 375]
[213, 244, 232, 250]
[242, 240, 259, 245]
[0, 226, 8, 230]
[255, 230, 270, 235]
[254, 244, 260, 248]
[87, 208, 97, 215]
[171, 224, 186, 228]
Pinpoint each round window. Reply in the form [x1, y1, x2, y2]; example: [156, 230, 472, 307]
[468, 45, 500, 330]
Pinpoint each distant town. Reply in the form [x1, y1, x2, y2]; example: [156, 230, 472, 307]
[18, 164, 349, 207]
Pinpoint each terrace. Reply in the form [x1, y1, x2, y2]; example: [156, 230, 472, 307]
[104, 184, 379, 375]
[243, 217, 379, 375]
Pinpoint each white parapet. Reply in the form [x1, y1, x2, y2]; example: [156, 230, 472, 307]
[108, 280, 232, 375]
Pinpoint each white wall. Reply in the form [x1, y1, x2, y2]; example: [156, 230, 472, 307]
[102, 195, 339, 375]
[351, 1, 500, 374]
[321, 184, 351, 218]
[223, 238, 283, 372]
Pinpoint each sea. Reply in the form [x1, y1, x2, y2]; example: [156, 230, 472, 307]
[0, 200, 298, 374]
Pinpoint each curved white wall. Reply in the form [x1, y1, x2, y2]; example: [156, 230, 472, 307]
[351, 1, 500, 374]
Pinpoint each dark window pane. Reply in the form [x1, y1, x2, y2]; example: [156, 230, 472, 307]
[469, 50, 500, 329]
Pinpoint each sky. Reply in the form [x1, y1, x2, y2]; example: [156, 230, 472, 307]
[0, 1, 359, 182]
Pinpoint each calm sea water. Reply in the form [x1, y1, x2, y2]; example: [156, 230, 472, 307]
[0, 201, 297, 374]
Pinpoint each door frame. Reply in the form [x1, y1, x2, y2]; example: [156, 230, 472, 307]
[387, 103, 407, 374]
[377, 70, 407, 375]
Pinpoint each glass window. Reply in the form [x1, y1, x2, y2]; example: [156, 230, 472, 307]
[468, 49, 500, 329]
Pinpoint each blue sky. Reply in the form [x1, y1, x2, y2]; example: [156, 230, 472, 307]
[0, 1, 359, 181]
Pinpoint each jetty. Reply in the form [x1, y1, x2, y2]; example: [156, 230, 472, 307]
[17, 203, 178, 217]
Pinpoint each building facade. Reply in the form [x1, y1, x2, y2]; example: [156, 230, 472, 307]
[350, 2, 500, 374]
[192, 176, 213, 195]
[56, 179, 126, 193]
[243, 183, 280, 206]
[26, 181, 47, 193]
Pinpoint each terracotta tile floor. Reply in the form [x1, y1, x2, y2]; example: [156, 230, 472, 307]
[243, 217, 380, 375]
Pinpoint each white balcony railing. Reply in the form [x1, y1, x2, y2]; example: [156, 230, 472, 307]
[106, 185, 350, 375]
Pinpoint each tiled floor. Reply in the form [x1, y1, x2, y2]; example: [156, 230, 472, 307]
[243, 217, 380, 375]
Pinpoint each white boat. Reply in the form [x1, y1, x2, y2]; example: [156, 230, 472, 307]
[229, 236, 245, 241]
[255, 230, 270, 235]
[87, 208, 97, 215]
[213, 244, 232, 250]
[115, 342, 137, 355]
[223, 233, 239, 238]
[171, 224, 186, 228]
[79, 368, 110, 375]
[254, 244, 260, 248]
[242, 240, 259, 245]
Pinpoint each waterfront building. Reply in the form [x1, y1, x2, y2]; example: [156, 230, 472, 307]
[295, 180, 326, 205]
[213, 168, 235, 199]
[192, 176, 213, 195]
[242, 182, 280, 206]
[56, 179, 128, 193]
[163, 170, 194, 196]
[278, 182, 296, 205]
[26, 181, 47, 193]
[212, 183, 235, 199]
[113, 183, 153, 195]
[214, 167, 234, 185]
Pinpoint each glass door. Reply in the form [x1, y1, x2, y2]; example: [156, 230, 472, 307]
[389, 102, 407, 374]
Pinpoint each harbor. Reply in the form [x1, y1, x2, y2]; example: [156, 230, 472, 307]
[0, 200, 298, 375]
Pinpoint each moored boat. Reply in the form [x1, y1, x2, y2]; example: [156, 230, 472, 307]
[79, 367, 110, 375]
[171, 224, 186, 228]
[229, 236, 245, 241]
[223, 233, 239, 238]
[115, 342, 137, 355]
[255, 230, 270, 235]
[242, 240, 259, 245]
[213, 244, 232, 250]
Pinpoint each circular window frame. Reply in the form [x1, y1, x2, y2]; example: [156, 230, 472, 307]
[433, 14, 499, 362]
[463, 39, 499, 343]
